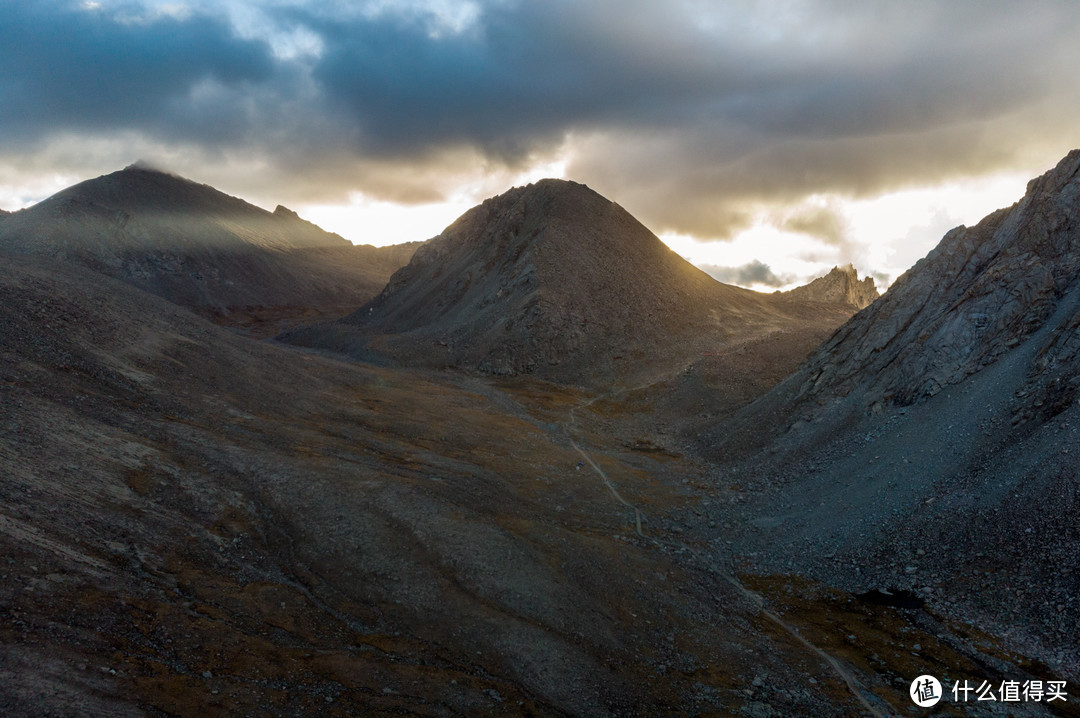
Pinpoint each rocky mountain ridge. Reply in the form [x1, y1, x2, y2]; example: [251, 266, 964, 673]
[781, 263, 878, 310]
[0, 163, 349, 252]
[285, 179, 869, 388]
[783, 149, 1080, 421]
[0, 165, 419, 332]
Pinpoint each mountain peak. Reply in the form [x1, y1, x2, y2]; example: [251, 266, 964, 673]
[0, 166, 401, 330]
[491, 177, 593, 198]
[0, 164, 349, 259]
[300, 177, 727, 383]
[273, 204, 348, 244]
[283, 178, 857, 387]
[51, 164, 218, 215]
[782, 264, 879, 309]
[1024, 147, 1080, 197]
[123, 159, 171, 174]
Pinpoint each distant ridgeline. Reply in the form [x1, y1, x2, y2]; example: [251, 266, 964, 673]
[0, 164, 419, 330]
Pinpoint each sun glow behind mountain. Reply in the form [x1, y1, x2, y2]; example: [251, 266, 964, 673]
[661, 170, 1034, 290]
[294, 165, 1034, 291]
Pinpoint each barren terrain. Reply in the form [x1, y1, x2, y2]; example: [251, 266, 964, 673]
[2, 159, 1079, 716]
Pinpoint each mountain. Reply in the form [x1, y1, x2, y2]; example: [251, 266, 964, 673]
[284, 179, 867, 388]
[1, 250, 913, 717]
[727, 150, 1080, 438]
[1, 162, 349, 252]
[781, 263, 878, 309]
[4, 165, 1072, 715]
[703, 149, 1080, 675]
[0, 165, 419, 332]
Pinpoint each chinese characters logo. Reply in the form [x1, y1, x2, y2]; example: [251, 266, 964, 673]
[910, 675, 942, 707]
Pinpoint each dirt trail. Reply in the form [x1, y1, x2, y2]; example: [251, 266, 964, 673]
[568, 435, 644, 537]
[566, 397, 891, 718]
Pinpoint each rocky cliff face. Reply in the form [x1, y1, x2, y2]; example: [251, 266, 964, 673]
[776, 150, 1080, 417]
[781, 264, 878, 310]
[285, 179, 860, 388]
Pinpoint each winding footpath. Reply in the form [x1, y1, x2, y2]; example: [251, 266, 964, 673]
[567, 398, 891, 718]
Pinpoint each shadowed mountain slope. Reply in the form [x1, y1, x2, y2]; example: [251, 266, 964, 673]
[701, 150, 1080, 678]
[0, 163, 349, 253]
[1, 250, 903, 716]
[285, 179, 865, 388]
[0, 165, 419, 332]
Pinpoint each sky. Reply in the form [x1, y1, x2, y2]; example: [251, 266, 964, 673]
[2, 1, 1080, 290]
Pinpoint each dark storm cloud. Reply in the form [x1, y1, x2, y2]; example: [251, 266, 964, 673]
[3, 0, 1080, 236]
[304, 0, 1080, 236]
[699, 260, 790, 288]
[0, 1, 275, 144]
[303, 0, 750, 161]
[303, 2, 1080, 157]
